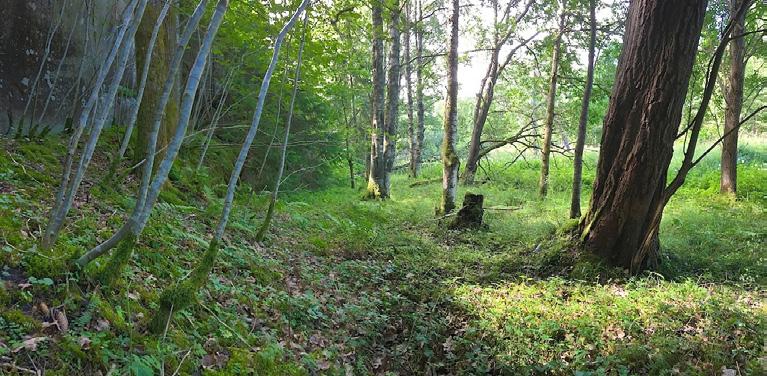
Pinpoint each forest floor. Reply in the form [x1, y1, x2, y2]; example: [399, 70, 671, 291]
[0, 134, 766, 375]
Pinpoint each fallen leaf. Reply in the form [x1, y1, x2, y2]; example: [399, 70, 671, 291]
[12, 336, 48, 352]
[78, 336, 91, 350]
[55, 311, 69, 332]
[39, 302, 50, 317]
[94, 319, 110, 332]
[317, 360, 331, 370]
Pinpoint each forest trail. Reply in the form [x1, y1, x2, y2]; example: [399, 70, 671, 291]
[1, 136, 765, 374]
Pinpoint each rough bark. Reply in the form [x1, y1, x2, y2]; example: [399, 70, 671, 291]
[579, 0, 707, 273]
[450, 193, 484, 230]
[382, 0, 401, 195]
[440, 0, 459, 215]
[569, 0, 596, 219]
[116, 0, 173, 166]
[720, 0, 746, 195]
[256, 11, 309, 241]
[539, 0, 566, 198]
[364, 0, 387, 199]
[133, 0, 180, 172]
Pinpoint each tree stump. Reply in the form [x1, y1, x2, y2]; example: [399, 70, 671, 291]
[450, 192, 484, 230]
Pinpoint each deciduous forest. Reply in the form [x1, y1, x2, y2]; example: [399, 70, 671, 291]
[0, 0, 765, 374]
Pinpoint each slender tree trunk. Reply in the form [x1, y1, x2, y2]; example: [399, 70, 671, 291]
[539, 0, 566, 198]
[76, 0, 212, 268]
[364, 0, 388, 199]
[149, 0, 304, 334]
[38, 0, 84, 128]
[405, 1, 416, 178]
[569, 0, 596, 219]
[347, 75, 357, 188]
[463, 0, 536, 184]
[12, 0, 69, 136]
[440, 0, 459, 215]
[256, 11, 309, 242]
[382, 0, 402, 195]
[720, 0, 746, 195]
[579, 0, 707, 273]
[413, 0, 425, 178]
[197, 65, 237, 170]
[42, 0, 142, 249]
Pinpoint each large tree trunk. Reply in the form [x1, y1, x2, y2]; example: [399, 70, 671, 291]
[365, 0, 388, 199]
[133, 0, 180, 171]
[569, 0, 596, 219]
[720, 0, 746, 195]
[579, 0, 707, 273]
[440, 0, 459, 215]
[538, 0, 566, 198]
[382, 0, 401, 195]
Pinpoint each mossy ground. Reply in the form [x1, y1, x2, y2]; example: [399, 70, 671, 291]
[0, 133, 765, 375]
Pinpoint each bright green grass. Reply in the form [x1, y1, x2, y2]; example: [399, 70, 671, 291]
[0, 135, 765, 375]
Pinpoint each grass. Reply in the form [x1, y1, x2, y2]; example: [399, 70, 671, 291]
[0, 134, 765, 375]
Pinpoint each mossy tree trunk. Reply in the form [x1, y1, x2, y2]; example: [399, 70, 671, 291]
[134, 0, 180, 173]
[439, 0, 459, 215]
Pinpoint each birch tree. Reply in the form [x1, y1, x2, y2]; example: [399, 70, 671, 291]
[256, 11, 309, 242]
[75, 0, 212, 269]
[42, 0, 144, 249]
[148, 0, 308, 334]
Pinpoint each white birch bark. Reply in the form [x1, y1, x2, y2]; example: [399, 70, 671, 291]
[256, 11, 309, 241]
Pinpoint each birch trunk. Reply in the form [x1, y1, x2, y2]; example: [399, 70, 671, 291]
[256, 12, 309, 241]
[538, 0, 566, 198]
[149, 0, 306, 334]
[42, 0, 141, 249]
[569, 0, 596, 219]
[76, 0, 211, 268]
[440, 0, 459, 215]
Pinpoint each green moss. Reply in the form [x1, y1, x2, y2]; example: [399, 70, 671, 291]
[206, 345, 307, 376]
[95, 234, 136, 287]
[1, 309, 41, 333]
[148, 239, 220, 334]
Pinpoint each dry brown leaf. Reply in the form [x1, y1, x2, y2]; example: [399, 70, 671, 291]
[12, 336, 48, 352]
[78, 336, 91, 350]
[55, 311, 69, 332]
